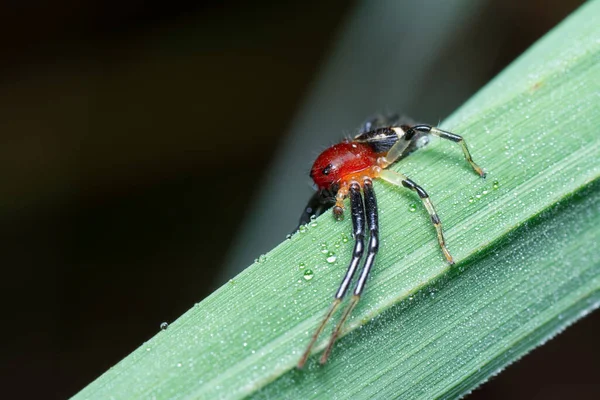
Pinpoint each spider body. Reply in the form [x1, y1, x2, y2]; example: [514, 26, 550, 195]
[297, 115, 485, 368]
[310, 141, 378, 190]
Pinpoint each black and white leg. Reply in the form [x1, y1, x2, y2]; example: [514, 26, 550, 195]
[298, 182, 366, 368]
[379, 169, 454, 264]
[296, 190, 334, 230]
[320, 178, 380, 364]
[406, 124, 486, 177]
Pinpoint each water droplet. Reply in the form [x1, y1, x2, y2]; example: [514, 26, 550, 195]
[326, 253, 337, 264]
[303, 269, 314, 281]
[299, 225, 307, 233]
[258, 254, 267, 263]
[243, 342, 248, 347]
[228, 279, 235, 285]
[310, 215, 317, 221]
[475, 194, 482, 199]
[320, 243, 329, 254]
[341, 234, 349, 243]
[482, 190, 489, 195]
[285, 234, 292, 240]
[468, 197, 475, 203]
[177, 362, 182, 368]
[409, 203, 417, 212]
[310, 220, 318, 228]
[493, 180, 500, 190]
[160, 322, 169, 331]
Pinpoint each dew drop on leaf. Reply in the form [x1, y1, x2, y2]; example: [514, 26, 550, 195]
[303, 269, 314, 281]
[326, 253, 337, 264]
[320, 243, 329, 254]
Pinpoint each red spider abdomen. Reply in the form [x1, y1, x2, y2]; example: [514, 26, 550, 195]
[310, 141, 378, 189]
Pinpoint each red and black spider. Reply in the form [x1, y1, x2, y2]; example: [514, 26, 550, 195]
[297, 115, 485, 368]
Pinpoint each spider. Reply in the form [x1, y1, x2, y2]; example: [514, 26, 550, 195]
[297, 114, 485, 368]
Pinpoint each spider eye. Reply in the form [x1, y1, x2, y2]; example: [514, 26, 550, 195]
[322, 164, 333, 175]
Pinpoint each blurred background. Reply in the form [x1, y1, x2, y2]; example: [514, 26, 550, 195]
[1, 0, 598, 398]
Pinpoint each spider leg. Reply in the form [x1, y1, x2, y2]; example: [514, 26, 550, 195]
[409, 124, 486, 177]
[377, 130, 412, 168]
[379, 169, 455, 264]
[320, 178, 379, 364]
[296, 190, 334, 231]
[297, 182, 365, 369]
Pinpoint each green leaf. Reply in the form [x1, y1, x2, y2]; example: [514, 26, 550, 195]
[74, 1, 600, 399]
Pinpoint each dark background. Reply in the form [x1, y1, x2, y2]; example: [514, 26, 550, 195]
[1, 1, 598, 399]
